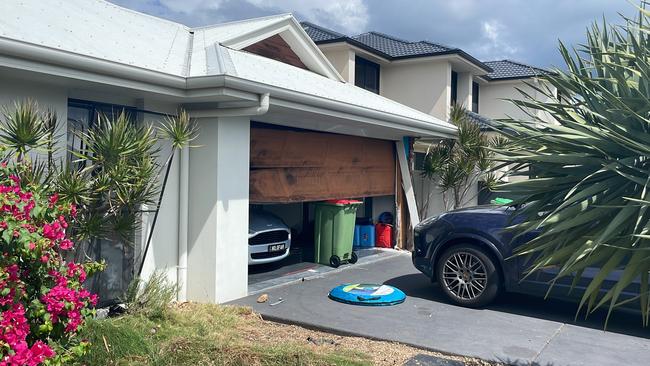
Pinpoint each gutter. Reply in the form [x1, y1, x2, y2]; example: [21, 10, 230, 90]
[187, 93, 270, 118]
[217, 76, 457, 138]
[0, 37, 453, 137]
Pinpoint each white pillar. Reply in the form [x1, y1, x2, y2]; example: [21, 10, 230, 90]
[457, 72, 473, 109]
[186, 116, 250, 303]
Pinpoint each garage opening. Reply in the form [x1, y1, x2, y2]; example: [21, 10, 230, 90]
[248, 123, 401, 287]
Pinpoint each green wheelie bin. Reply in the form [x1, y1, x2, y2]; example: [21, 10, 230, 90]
[314, 200, 362, 268]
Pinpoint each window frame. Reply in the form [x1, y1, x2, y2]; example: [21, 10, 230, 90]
[450, 70, 458, 106]
[354, 56, 381, 94]
[472, 81, 480, 113]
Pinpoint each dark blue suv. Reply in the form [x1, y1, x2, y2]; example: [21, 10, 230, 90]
[412, 205, 640, 308]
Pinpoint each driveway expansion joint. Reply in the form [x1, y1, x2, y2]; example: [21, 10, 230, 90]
[531, 323, 565, 363]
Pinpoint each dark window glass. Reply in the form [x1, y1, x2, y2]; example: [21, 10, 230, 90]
[414, 152, 427, 171]
[67, 100, 139, 168]
[355, 56, 380, 94]
[472, 82, 479, 113]
[450, 71, 458, 106]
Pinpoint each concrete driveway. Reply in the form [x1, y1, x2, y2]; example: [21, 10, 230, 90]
[230, 252, 650, 366]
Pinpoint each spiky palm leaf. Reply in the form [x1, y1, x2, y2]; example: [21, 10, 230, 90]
[158, 109, 199, 150]
[421, 104, 501, 210]
[0, 100, 51, 160]
[69, 111, 161, 243]
[492, 5, 650, 326]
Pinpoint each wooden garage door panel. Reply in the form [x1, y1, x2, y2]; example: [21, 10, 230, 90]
[250, 128, 395, 203]
[250, 128, 394, 169]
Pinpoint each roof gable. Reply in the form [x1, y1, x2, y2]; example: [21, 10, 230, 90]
[0, 0, 342, 80]
[193, 14, 343, 81]
[243, 35, 308, 70]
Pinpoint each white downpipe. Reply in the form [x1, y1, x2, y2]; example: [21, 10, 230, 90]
[189, 93, 270, 118]
[177, 146, 189, 302]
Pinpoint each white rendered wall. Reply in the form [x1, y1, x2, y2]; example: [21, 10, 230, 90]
[479, 79, 556, 123]
[0, 74, 68, 161]
[321, 48, 355, 83]
[413, 173, 478, 219]
[457, 72, 473, 108]
[381, 61, 451, 121]
[136, 99, 181, 292]
[187, 116, 250, 303]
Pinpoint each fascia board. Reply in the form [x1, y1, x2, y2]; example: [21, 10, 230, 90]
[221, 75, 457, 138]
[0, 36, 455, 137]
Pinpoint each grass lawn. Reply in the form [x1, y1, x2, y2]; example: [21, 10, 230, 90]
[76, 303, 494, 366]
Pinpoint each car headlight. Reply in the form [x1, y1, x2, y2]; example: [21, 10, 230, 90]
[419, 213, 444, 228]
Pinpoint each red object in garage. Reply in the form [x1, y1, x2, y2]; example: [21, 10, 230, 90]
[375, 223, 393, 248]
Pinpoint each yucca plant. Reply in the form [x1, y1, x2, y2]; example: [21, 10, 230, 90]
[421, 104, 504, 212]
[492, 4, 650, 326]
[0, 100, 52, 162]
[0, 100, 197, 301]
[67, 111, 161, 244]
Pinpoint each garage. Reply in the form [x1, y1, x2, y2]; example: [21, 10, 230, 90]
[247, 123, 407, 284]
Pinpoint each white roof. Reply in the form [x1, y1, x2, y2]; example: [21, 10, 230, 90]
[0, 0, 455, 134]
[1, 0, 192, 76]
[222, 47, 446, 124]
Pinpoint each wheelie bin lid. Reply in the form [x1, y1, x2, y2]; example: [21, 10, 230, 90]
[328, 283, 406, 306]
[323, 199, 363, 206]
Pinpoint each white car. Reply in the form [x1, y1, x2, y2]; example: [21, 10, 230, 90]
[248, 210, 292, 265]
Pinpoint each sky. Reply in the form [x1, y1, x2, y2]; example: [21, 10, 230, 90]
[109, 0, 635, 69]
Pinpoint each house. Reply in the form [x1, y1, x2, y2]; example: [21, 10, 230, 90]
[480, 60, 557, 123]
[301, 22, 556, 216]
[0, 0, 456, 303]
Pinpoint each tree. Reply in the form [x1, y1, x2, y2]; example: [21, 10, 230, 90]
[420, 104, 503, 213]
[492, 4, 650, 326]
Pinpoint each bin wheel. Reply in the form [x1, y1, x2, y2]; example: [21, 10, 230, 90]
[330, 255, 341, 268]
[349, 252, 358, 264]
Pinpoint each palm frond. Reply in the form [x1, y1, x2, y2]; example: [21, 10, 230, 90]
[494, 4, 650, 326]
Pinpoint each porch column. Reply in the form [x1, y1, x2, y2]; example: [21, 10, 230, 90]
[186, 116, 250, 303]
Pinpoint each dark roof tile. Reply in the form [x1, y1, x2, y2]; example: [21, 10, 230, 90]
[351, 32, 454, 58]
[300, 21, 345, 42]
[466, 110, 495, 130]
[483, 60, 552, 80]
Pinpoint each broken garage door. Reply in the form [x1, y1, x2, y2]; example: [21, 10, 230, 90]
[250, 127, 395, 203]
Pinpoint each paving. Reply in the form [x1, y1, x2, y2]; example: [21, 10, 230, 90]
[231, 252, 650, 366]
[248, 248, 390, 294]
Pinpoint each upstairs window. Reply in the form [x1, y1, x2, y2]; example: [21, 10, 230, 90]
[450, 70, 458, 106]
[355, 56, 380, 94]
[472, 82, 479, 113]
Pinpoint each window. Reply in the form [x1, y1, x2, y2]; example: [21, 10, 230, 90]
[414, 152, 427, 171]
[66, 100, 168, 168]
[450, 70, 458, 106]
[355, 56, 380, 94]
[472, 82, 479, 113]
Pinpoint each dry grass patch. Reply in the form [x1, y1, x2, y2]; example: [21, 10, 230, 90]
[78, 303, 497, 365]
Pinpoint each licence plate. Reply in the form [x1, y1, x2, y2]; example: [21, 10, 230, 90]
[268, 244, 286, 252]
